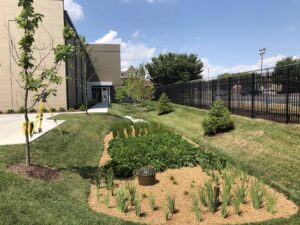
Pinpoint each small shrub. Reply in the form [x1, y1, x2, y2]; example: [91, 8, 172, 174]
[233, 196, 242, 215]
[157, 93, 173, 115]
[126, 182, 137, 206]
[204, 181, 220, 213]
[265, 191, 278, 214]
[79, 104, 86, 111]
[163, 204, 170, 221]
[50, 108, 57, 112]
[134, 195, 142, 217]
[166, 193, 176, 214]
[7, 109, 15, 114]
[149, 193, 156, 211]
[234, 181, 247, 204]
[222, 169, 234, 188]
[202, 98, 234, 135]
[69, 108, 75, 112]
[198, 188, 207, 207]
[115, 187, 128, 213]
[18, 107, 25, 113]
[29, 108, 36, 113]
[59, 107, 66, 112]
[193, 204, 203, 222]
[250, 179, 264, 210]
[104, 191, 110, 209]
[142, 193, 148, 199]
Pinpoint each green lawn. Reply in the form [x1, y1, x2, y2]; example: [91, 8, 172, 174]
[110, 102, 300, 225]
[0, 114, 137, 225]
[0, 105, 299, 225]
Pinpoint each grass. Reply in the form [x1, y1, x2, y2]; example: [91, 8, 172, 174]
[0, 113, 136, 225]
[110, 102, 300, 224]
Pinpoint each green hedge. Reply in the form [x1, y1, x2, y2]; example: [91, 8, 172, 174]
[106, 133, 227, 178]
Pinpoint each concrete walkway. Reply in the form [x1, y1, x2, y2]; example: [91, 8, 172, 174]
[87, 103, 108, 113]
[0, 113, 64, 146]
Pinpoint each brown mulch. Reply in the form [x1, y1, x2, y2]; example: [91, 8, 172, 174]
[88, 133, 298, 225]
[8, 163, 62, 181]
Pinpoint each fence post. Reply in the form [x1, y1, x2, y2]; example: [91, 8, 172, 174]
[285, 67, 290, 123]
[228, 77, 231, 111]
[251, 73, 255, 118]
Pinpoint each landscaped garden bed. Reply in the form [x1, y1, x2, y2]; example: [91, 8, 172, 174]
[88, 122, 298, 225]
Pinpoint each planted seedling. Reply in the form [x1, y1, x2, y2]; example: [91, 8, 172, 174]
[265, 191, 278, 214]
[115, 187, 128, 213]
[193, 204, 203, 222]
[234, 181, 247, 204]
[135, 195, 142, 217]
[190, 193, 199, 208]
[250, 179, 264, 210]
[233, 196, 242, 216]
[104, 191, 110, 209]
[205, 181, 220, 213]
[166, 193, 176, 214]
[126, 182, 137, 206]
[198, 187, 207, 207]
[149, 193, 156, 211]
[163, 204, 170, 221]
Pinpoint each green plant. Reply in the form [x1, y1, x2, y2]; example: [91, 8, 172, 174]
[6, 109, 15, 114]
[142, 193, 148, 199]
[166, 193, 176, 214]
[149, 193, 156, 211]
[50, 108, 57, 112]
[79, 104, 86, 111]
[18, 107, 25, 113]
[134, 195, 142, 217]
[233, 196, 242, 215]
[69, 108, 75, 112]
[202, 98, 234, 135]
[204, 181, 220, 213]
[198, 188, 207, 207]
[126, 182, 137, 206]
[58, 107, 66, 112]
[234, 181, 247, 204]
[29, 108, 36, 113]
[193, 204, 203, 222]
[102, 169, 115, 195]
[115, 187, 128, 213]
[157, 93, 173, 115]
[265, 191, 278, 214]
[211, 170, 219, 185]
[250, 179, 264, 210]
[190, 193, 199, 208]
[163, 204, 170, 221]
[106, 132, 227, 177]
[221, 202, 228, 218]
[221, 183, 231, 206]
[104, 191, 110, 209]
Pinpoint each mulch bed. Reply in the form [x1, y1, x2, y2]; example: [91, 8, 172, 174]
[8, 163, 62, 181]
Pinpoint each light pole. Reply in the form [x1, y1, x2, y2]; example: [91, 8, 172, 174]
[259, 48, 266, 75]
[259, 48, 268, 111]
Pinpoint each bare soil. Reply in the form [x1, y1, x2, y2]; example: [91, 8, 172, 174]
[88, 133, 298, 225]
[8, 163, 62, 181]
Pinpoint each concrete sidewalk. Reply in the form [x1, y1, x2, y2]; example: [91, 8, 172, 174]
[87, 103, 108, 113]
[0, 113, 64, 146]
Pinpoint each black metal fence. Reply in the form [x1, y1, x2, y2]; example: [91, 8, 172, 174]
[155, 64, 300, 123]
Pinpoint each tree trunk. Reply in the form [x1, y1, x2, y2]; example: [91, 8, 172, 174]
[24, 87, 31, 166]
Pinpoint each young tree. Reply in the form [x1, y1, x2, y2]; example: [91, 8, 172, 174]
[145, 53, 204, 86]
[115, 86, 127, 104]
[16, 0, 75, 166]
[157, 93, 173, 115]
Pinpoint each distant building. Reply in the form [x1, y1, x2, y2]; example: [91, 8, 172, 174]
[121, 66, 137, 85]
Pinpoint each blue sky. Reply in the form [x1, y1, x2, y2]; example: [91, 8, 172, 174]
[64, 0, 300, 78]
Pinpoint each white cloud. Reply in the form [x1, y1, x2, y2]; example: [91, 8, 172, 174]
[289, 26, 296, 31]
[94, 30, 156, 71]
[64, 0, 84, 21]
[202, 54, 300, 80]
[131, 30, 140, 38]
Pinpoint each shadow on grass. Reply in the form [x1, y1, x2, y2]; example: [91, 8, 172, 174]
[67, 166, 98, 180]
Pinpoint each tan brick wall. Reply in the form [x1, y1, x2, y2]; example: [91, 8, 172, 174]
[0, 0, 67, 112]
[88, 44, 122, 86]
